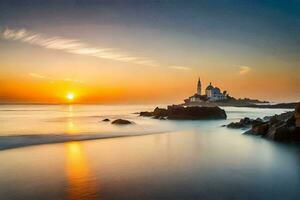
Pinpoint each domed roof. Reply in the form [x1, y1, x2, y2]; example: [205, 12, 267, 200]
[206, 82, 214, 90]
[214, 87, 221, 93]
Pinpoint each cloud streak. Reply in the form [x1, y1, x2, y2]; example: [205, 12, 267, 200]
[29, 73, 47, 79]
[169, 65, 191, 70]
[1, 27, 160, 67]
[238, 65, 251, 75]
[29, 73, 84, 84]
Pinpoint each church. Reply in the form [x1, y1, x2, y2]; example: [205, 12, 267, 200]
[184, 78, 227, 104]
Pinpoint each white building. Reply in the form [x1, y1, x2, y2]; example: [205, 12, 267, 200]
[184, 79, 227, 104]
[205, 82, 227, 101]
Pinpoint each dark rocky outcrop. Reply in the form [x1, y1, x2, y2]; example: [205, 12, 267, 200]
[139, 111, 153, 117]
[243, 102, 300, 142]
[227, 122, 245, 128]
[102, 118, 110, 122]
[167, 106, 226, 120]
[111, 119, 133, 125]
[227, 117, 253, 128]
[153, 107, 168, 117]
[140, 105, 226, 120]
[295, 103, 300, 128]
[250, 121, 269, 135]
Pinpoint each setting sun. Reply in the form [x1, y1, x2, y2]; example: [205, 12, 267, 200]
[66, 92, 75, 101]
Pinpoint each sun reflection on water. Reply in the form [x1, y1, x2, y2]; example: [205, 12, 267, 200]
[66, 105, 78, 134]
[65, 142, 97, 200]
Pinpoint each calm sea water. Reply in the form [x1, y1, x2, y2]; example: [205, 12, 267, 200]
[0, 105, 299, 200]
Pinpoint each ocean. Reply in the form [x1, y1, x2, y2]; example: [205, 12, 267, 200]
[0, 104, 299, 200]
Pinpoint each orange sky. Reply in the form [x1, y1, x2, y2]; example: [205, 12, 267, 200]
[0, 59, 299, 104]
[0, 1, 300, 104]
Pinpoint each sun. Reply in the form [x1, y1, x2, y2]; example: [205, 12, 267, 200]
[66, 92, 75, 101]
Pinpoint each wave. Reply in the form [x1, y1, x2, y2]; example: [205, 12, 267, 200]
[0, 131, 168, 151]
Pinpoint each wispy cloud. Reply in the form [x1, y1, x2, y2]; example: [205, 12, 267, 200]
[238, 65, 251, 75]
[1, 27, 193, 71]
[1, 27, 161, 67]
[29, 73, 47, 79]
[169, 65, 191, 70]
[29, 73, 83, 84]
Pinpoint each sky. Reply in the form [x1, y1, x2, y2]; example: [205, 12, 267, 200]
[0, 0, 299, 104]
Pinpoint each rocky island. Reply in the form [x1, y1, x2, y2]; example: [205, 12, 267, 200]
[183, 78, 298, 109]
[140, 105, 227, 120]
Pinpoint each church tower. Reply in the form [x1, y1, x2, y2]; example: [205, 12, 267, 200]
[197, 78, 201, 95]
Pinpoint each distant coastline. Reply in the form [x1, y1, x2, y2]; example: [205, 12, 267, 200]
[182, 101, 299, 109]
[0, 101, 298, 109]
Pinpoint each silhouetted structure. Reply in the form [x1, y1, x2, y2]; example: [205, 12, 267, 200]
[184, 78, 227, 104]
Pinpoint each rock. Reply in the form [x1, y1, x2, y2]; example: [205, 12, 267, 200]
[263, 116, 272, 121]
[227, 117, 254, 129]
[153, 107, 168, 117]
[102, 118, 110, 122]
[166, 106, 226, 120]
[265, 123, 293, 141]
[286, 116, 295, 126]
[269, 116, 281, 126]
[240, 117, 252, 125]
[243, 104, 300, 143]
[227, 121, 246, 129]
[295, 103, 300, 128]
[263, 111, 295, 140]
[251, 118, 263, 127]
[141, 107, 168, 117]
[140, 105, 226, 120]
[276, 112, 294, 121]
[251, 122, 269, 135]
[140, 111, 153, 117]
[111, 119, 133, 125]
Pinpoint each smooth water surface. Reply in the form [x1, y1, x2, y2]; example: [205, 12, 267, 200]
[0, 105, 299, 200]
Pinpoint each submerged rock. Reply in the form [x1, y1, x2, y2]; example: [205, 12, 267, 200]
[111, 119, 133, 125]
[102, 118, 110, 122]
[140, 105, 227, 120]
